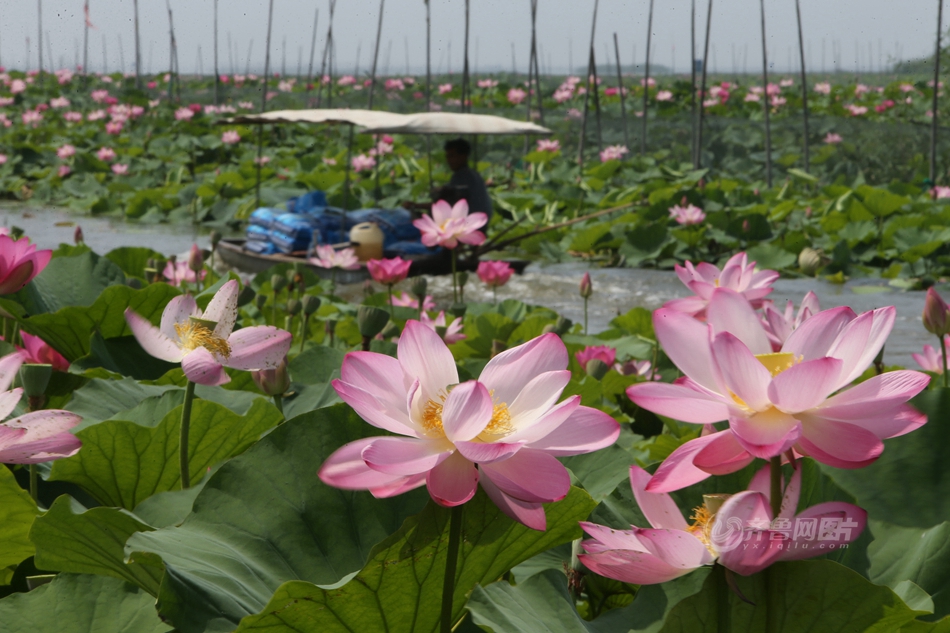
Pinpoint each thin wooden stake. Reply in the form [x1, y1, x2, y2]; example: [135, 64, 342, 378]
[759, 0, 773, 188]
[591, 48, 603, 152]
[931, 0, 944, 184]
[246, 40, 253, 76]
[83, 1, 89, 83]
[119, 34, 125, 73]
[641, 0, 654, 155]
[690, 0, 697, 165]
[795, 0, 810, 173]
[133, 0, 141, 87]
[461, 0, 470, 112]
[316, 0, 335, 107]
[256, 0, 275, 210]
[367, 0, 385, 109]
[614, 32, 629, 148]
[577, 0, 600, 168]
[307, 8, 319, 87]
[213, 0, 219, 103]
[37, 0, 44, 80]
[426, 0, 433, 192]
[696, 0, 713, 168]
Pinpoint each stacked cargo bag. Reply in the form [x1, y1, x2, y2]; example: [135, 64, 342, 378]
[244, 209, 280, 254]
[291, 190, 329, 215]
[309, 206, 352, 244]
[270, 213, 318, 254]
[249, 208, 278, 229]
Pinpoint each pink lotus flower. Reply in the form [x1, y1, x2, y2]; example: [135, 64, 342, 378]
[913, 341, 948, 374]
[221, 130, 240, 145]
[97, 147, 116, 162]
[310, 245, 360, 271]
[63, 111, 83, 122]
[57, 165, 72, 178]
[846, 104, 868, 116]
[665, 252, 778, 318]
[351, 153, 376, 172]
[105, 121, 124, 135]
[318, 323, 620, 529]
[86, 109, 106, 121]
[385, 78, 405, 91]
[814, 82, 831, 94]
[17, 332, 69, 372]
[174, 107, 195, 121]
[254, 156, 271, 166]
[438, 83, 453, 95]
[111, 164, 129, 176]
[575, 345, 616, 369]
[578, 464, 866, 582]
[656, 90, 673, 101]
[338, 75, 357, 86]
[0, 155, 7, 165]
[0, 235, 52, 294]
[762, 291, 819, 349]
[0, 385, 82, 464]
[90, 89, 109, 102]
[477, 79, 498, 89]
[391, 291, 435, 311]
[147, 81, 157, 89]
[599, 145, 629, 163]
[50, 96, 70, 108]
[368, 257, 412, 286]
[668, 203, 706, 226]
[9, 79, 26, 94]
[413, 199, 487, 249]
[536, 139, 560, 153]
[420, 311, 466, 344]
[21, 111, 43, 126]
[615, 359, 657, 378]
[640, 77, 657, 87]
[824, 133, 843, 144]
[162, 261, 205, 287]
[744, 93, 761, 103]
[628, 289, 930, 492]
[476, 260, 514, 287]
[322, 157, 337, 166]
[507, 88, 527, 105]
[125, 280, 292, 386]
[56, 144, 76, 159]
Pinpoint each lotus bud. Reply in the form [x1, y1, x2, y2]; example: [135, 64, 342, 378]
[286, 298, 301, 316]
[457, 271, 469, 288]
[293, 271, 305, 293]
[357, 305, 390, 339]
[301, 295, 321, 316]
[210, 230, 222, 250]
[252, 357, 290, 396]
[19, 364, 52, 398]
[410, 277, 428, 301]
[585, 358, 610, 381]
[74, 225, 84, 245]
[554, 316, 573, 335]
[380, 322, 401, 339]
[187, 244, 203, 273]
[798, 247, 822, 276]
[237, 284, 256, 307]
[579, 272, 593, 298]
[255, 294, 268, 310]
[924, 288, 950, 336]
[490, 339, 508, 358]
[449, 303, 467, 319]
[271, 274, 288, 293]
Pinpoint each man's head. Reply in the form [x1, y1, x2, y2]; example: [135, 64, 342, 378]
[444, 138, 471, 171]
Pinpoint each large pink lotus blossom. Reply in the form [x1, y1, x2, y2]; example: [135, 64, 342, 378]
[536, 139, 561, 153]
[420, 311, 466, 344]
[599, 145, 629, 163]
[628, 289, 930, 492]
[125, 280, 292, 386]
[763, 291, 819, 349]
[17, 332, 69, 372]
[476, 260, 514, 288]
[310, 245, 360, 271]
[669, 203, 706, 226]
[0, 235, 52, 295]
[0, 391, 82, 464]
[575, 345, 616, 369]
[97, 147, 116, 162]
[507, 88, 527, 105]
[319, 323, 620, 529]
[413, 199, 487, 249]
[665, 252, 778, 318]
[391, 291, 435, 311]
[368, 257, 412, 286]
[578, 464, 866, 583]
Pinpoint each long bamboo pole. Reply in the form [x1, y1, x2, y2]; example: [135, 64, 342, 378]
[696, 0, 713, 168]
[591, 48, 603, 152]
[759, 0, 773, 188]
[531, 0, 544, 125]
[367, 0, 385, 109]
[613, 33, 629, 148]
[37, 0, 44, 81]
[640, 0, 655, 155]
[461, 0, 471, 112]
[931, 0, 944, 184]
[576, 0, 600, 168]
[83, 1, 89, 84]
[119, 34, 125, 73]
[690, 0, 697, 166]
[256, 0, 275, 210]
[426, 0, 433, 193]
[795, 0, 810, 173]
[316, 0, 335, 107]
[133, 0, 141, 87]
[307, 8, 319, 87]
[214, 0, 219, 104]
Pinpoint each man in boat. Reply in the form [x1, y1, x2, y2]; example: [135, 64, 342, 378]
[404, 138, 493, 219]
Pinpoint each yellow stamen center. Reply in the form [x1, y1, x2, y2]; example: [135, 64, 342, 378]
[174, 320, 231, 358]
[689, 494, 730, 555]
[420, 389, 513, 440]
[755, 352, 797, 377]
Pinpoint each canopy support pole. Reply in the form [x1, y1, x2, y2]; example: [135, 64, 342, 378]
[367, 0, 385, 109]
[795, 0, 810, 173]
[343, 125, 355, 237]
[696, 0, 713, 168]
[641, 0, 654, 155]
[759, 0, 772, 188]
[613, 33, 629, 149]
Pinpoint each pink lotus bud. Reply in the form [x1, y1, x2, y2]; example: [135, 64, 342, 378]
[579, 272, 593, 299]
[74, 225, 84, 245]
[187, 244, 204, 273]
[924, 288, 950, 336]
[252, 357, 290, 396]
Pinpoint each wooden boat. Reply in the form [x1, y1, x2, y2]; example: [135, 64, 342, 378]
[216, 239, 529, 284]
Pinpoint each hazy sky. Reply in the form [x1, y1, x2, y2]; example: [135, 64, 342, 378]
[1, 1, 942, 76]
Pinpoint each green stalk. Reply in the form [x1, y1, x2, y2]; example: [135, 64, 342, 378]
[941, 335, 948, 389]
[273, 394, 284, 416]
[584, 296, 589, 335]
[298, 315, 309, 353]
[272, 291, 279, 325]
[179, 381, 197, 489]
[492, 286, 497, 305]
[440, 504, 464, 633]
[387, 285, 395, 320]
[770, 456, 782, 518]
[30, 465, 38, 504]
[451, 250, 458, 304]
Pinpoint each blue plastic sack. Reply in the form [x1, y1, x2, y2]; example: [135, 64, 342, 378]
[249, 208, 278, 229]
[385, 241, 438, 257]
[244, 240, 279, 255]
[270, 213, 317, 253]
[290, 190, 329, 214]
[246, 224, 271, 242]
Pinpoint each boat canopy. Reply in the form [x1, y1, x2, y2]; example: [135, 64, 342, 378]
[221, 108, 411, 128]
[360, 111, 553, 136]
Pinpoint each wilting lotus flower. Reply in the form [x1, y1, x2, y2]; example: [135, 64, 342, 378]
[368, 257, 412, 286]
[578, 464, 866, 582]
[476, 260, 513, 288]
[16, 332, 69, 372]
[0, 235, 52, 295]
[628, 289, 930, 492]
[221, 130, 241, 145]
[420, 311, 466, 344]
[96, 147, 116, 162]
[125, 280, 292, 386]
[762, 292, 819, 349]
[668, 203, 706, 226]
[391, 291, 435, 311]
[413, 199, 487, 249]
[575, 345, 616, 369]
[310, 245, 360, 271]
[665, 252, 778, 319]
[319, 323, 620, 529]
